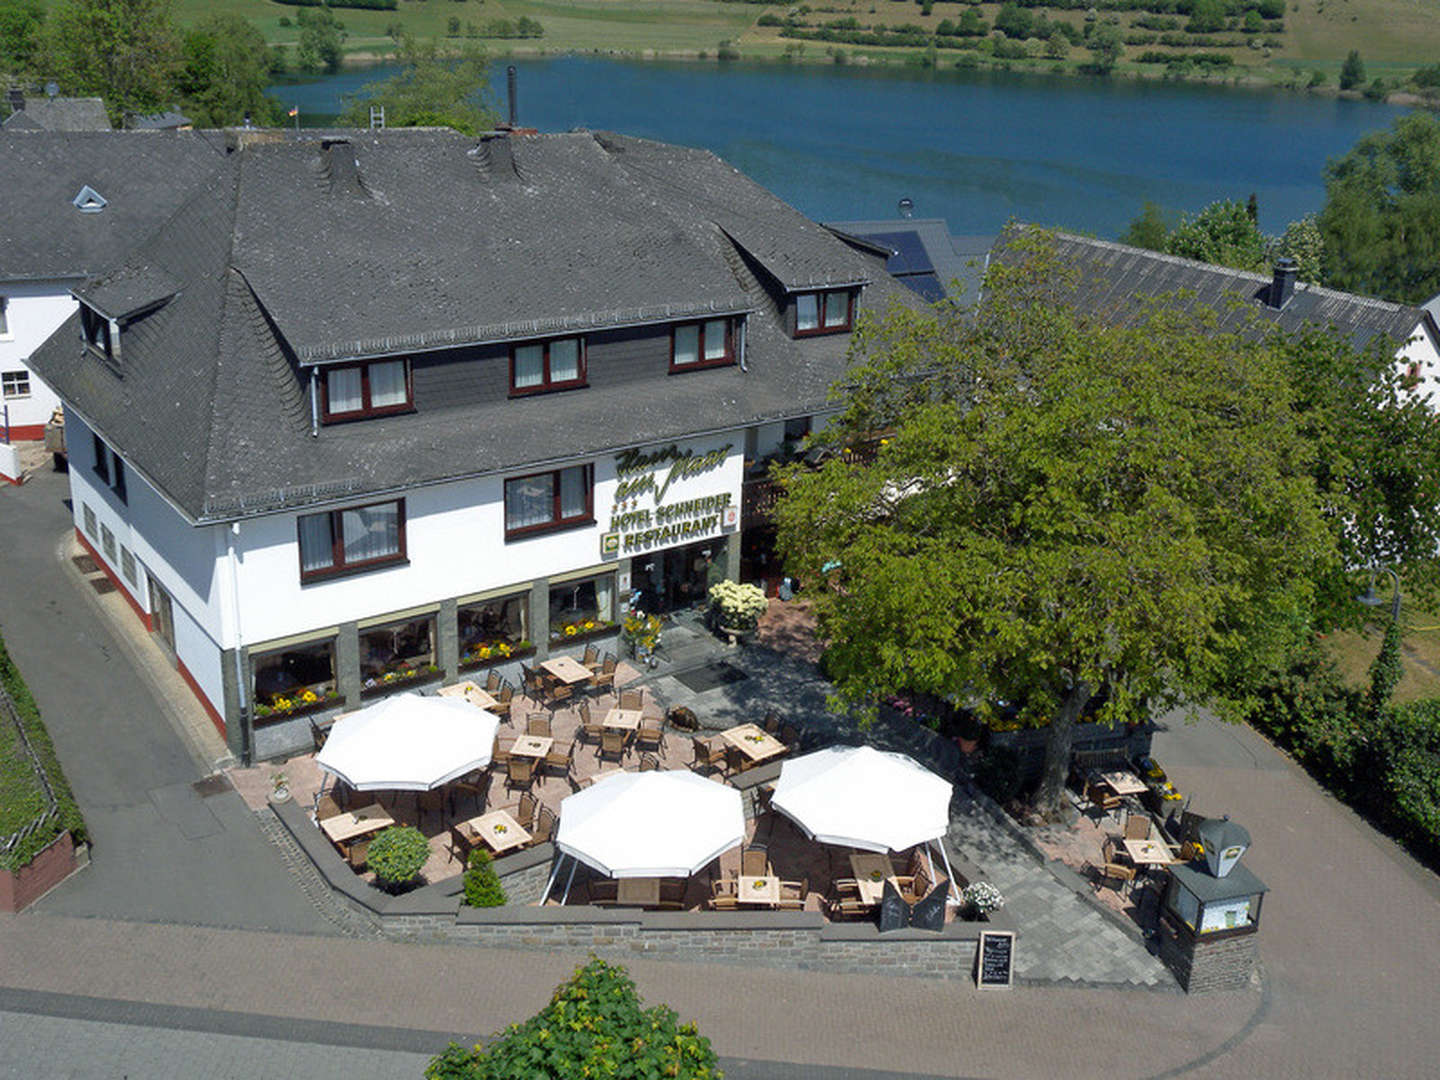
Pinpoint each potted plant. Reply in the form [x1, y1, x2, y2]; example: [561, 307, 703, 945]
[268, 771, 290, 804]
[960, 880, 1005, 921]
[707, 580, 768, 644]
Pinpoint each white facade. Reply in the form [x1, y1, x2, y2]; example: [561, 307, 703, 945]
[1398, 317, 1440, 408]
[0, 280, 73, 439]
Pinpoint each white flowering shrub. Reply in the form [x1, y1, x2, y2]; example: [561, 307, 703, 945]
[708, 580, 768, 630]
[961, 880, 1005, 915]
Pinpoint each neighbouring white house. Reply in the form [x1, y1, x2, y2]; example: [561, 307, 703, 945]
[0, 131, 226, 442]
[27, 127, 919, 761]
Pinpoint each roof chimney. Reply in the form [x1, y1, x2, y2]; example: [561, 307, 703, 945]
[506, 65, 518, 129]
[1269, 257, 1297, 310]
[6, 87, 23, 113]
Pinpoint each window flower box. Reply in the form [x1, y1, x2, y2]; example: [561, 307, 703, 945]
[360, 663, 443, 700]
[254, 688, 341, 726]
[458, 640, 535, 672]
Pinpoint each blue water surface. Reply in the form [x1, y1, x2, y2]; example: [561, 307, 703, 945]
[267, 56, 1406, 237]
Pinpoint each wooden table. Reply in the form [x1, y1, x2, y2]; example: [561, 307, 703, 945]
[460, 809, 531, 855]
[1098, 769, 1148, 796]
[603, 707, 643, 731]
[437, 680, 498, 711]
[616, 877, 661, 906]
[848, 852, 895, 906]
[511, 734, 553, 759]
[737, 875, 781, 906]
[1123, 837, 1176, 867]
[319, 804, 395, 844]
[720, 724, 787, 764]
[541, 656, 593, 685]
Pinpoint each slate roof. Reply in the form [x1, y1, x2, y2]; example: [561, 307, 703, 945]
[0, 131, 226, 281]
[2, 97, 111, 132]
[128, 110, 192, 130]
[827, 218, 993, 307]
[993, 227, 1428, 350]
[27, 130, 920, 523]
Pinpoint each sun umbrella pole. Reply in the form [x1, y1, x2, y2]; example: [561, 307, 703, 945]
[559, 856, 579, 906]
[541, 853, 567, 906]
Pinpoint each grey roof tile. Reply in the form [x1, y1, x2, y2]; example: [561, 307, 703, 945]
[995, 227, 1426, 349]
[28, 129, 922, 522]
[2, 97, 111, 132]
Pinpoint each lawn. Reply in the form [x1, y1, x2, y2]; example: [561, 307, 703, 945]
[1324, 609, 1440, 705]
[1284, 0, 1440, 64]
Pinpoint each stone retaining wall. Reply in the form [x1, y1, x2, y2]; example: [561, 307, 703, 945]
[1157, 916, 1258, 993]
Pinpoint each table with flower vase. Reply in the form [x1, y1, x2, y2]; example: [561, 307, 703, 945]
[616, 877, 661, 906]
[1123, 837, 1176, 867]
[459, 809, 531, 855]
[603, 708, 643, 732]
[719, 724, 787, 764]
[1098, 769, 1148, 796]
[541, 656, 593, 685]
[510, 734, 553, 759]
[848, 852, 896, 906]
[436, 680, 498, 711]
[319, 803, 395, 845]
[737, 875, 781, 906]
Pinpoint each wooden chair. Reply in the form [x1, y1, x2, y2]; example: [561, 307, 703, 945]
[589, 654, 617, 695]
[619, 687, 644, 711]
[741, 846, 771, 877]
[506, 755, 535, 792]
[544, 739, 576, 782]
[599, 728, 627, 764]
[582, 643, 601, 671]
[530, 805, 558, 847]
[894, 861, 933, 906]
[448, 823, 479, 862]
[1086, 780, 1122, 813]
[762, 711, 783, 736]
[1124, 812, 1152, 840]
[778, 878, 808, 911]
[725, 744, 752, 775]
[527, 713, 552, 737]
[576, 701, 605, 747]
[638, 751, 661, 771]
[314, 793, 342, 821]
[779, 722, 802, 748]
[520, 662, 548, 705]
[548, 681, 575, 713]
[346, 837, 371, 870]
[710, 878, 739, 911]
[490, 683, 515, 722]
[492, 737, 513, 769]
[483, 668, 502, 693]
[826, 895, 872, 920]
[635, 719, 665, 758]
[1096, 838, 1136, 893]
[690, 735, 726, 776]
[309, 718, 331, 752]
[657, 878, 687, 910]
[451, 773, 491, 817]
[502, 791, 537, 830]
[418, 787, 446, 827]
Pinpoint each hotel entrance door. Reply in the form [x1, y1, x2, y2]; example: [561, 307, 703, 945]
[631, 539, 726, 615]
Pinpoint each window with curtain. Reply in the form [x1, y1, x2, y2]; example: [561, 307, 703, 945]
[297, 499, 406, 581]
[251, 637, 337, 723]
[509, 336, 586, 395]
[504, 464, 592, 538]
[321, 360, 412, 422]
[549, 572, 616, 640]
[794, 289, 854, 336]
[671, 319, 733, 371]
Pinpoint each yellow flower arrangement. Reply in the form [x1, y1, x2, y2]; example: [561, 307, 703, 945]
[273, 696, 293, 712]
[299, 689, 319, 704]
[564, 625, 578, 636]
[497, 643, 512, 656]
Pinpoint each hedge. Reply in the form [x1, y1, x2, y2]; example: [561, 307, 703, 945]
[0, 631, 86, 871]
[272, 0, 398, 10]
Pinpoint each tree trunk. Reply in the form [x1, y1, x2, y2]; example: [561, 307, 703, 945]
[1036, 681, 1093, 816]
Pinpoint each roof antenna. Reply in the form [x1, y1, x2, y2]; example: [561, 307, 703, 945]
[898, 197, 914, 219]
[507, 65, 518, 129]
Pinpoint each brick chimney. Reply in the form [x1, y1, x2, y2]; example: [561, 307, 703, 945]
[1269, 257, 1297, 310]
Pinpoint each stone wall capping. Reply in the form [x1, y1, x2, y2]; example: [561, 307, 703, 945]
[458, 904, 637, 927]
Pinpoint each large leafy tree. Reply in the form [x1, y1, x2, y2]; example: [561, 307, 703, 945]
[339, 38, 496, 134]
[176, 14, 279, 128]
[1318, 111, 1440, 305]
[37, 0, 179, 124]
[0, 0, 46, 75]
[1164, 198, 1267, 271]
[775, 232, 1337, 813]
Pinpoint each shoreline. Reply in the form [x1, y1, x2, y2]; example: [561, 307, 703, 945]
[319, 43, 1435, 108]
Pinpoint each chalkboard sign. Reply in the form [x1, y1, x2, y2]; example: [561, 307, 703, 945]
[977, 930, 1015, 989]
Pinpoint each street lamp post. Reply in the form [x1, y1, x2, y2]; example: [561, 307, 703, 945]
[1358, 567, 1402, 623]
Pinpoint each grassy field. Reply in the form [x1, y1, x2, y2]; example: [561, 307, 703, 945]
[1325, 610, 1440, 705]
[39, 0, 1440, 76]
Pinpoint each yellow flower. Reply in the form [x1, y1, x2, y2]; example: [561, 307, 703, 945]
[565, 625, 577, 636]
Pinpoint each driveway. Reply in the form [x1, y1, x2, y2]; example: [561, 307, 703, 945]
[0, 467, 335, 933]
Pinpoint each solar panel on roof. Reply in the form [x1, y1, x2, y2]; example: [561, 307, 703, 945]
[900, 273, 945, 302]
[863, 230, 935, 275]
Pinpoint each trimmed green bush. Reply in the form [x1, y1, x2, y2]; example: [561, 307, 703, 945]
[462, 849, 506, 907]
[426, 956, 721, 1079]
[366, 825, 429, 891]
[0, 631, 86, 871]
[1373, 701, 1440, 857]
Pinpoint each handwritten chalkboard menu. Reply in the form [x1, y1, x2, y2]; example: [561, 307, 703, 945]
[977, 930, 1015, 989]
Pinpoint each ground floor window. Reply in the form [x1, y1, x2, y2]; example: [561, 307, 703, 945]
[549, 573, 615, 642]
[252, 638, 338, 724]
[458, 593, 531, 668]
[2, 370, 30, 399]
[360, 613, 438, 693]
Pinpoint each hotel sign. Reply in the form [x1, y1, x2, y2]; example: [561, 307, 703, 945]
[602, 442, 736, 556]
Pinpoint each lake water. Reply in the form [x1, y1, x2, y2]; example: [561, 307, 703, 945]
[266, 56, 1406, 237]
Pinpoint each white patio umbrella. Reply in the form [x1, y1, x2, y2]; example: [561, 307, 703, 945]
[314, 693, 499, 792]
[771, 745, 952, 853]
[552, 770, 744, 883]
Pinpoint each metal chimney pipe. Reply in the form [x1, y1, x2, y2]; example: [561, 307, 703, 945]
[507, 65, 517, 128]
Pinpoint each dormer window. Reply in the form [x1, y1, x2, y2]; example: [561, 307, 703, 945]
[795, 289, 854, 337]
[320, 359, 412, 423]
[511, 336, 585, 396]
[672, 318, 734, 372]
[80, 304, 118, 364]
